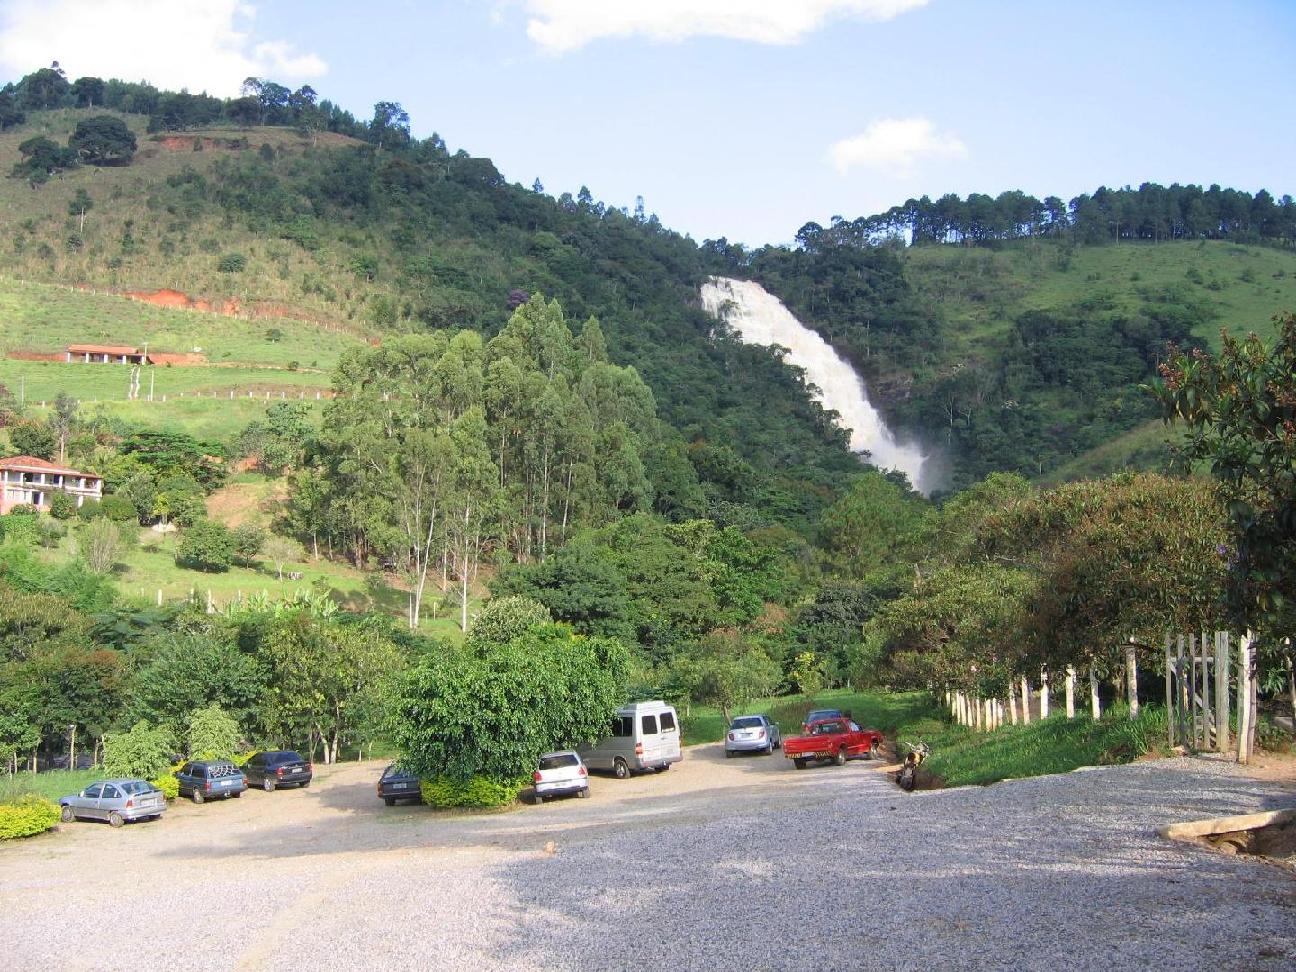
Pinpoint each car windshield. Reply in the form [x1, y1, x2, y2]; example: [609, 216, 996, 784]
[732, 717, 763, 729]
[122, 781, 155, 795]
[538, 754, 579, 771]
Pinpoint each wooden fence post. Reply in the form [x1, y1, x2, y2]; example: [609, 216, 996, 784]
[1189, 633, 1200, 747]
[1126, 638, 1140, 718]
[1237, 632, 1253, 764]
[1065, 666, 1076, 719]
[1007, 679, 1018, 725]
[1020, 676, 1032, 724]
[1089, 663, 1101, 719]
[1215, 632, 1230, 752]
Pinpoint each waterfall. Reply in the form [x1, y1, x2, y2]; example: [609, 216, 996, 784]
[700, 276, 929, 493]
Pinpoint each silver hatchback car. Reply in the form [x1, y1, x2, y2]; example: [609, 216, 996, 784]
[60, 779, 167, 827]
[531, 750, 590, 803]
[725, 714, 781, 756]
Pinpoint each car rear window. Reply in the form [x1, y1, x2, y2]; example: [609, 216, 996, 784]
[814, 721, 845, 735]
[641, 714, 659, 734]
[660, 711, 677, 732]
[538, 754, 579, 771]
[732, 717, 762, 729]
[271, 752, 304, 763]
[209, 763, 241, 778]
[122, 781, 154, 795]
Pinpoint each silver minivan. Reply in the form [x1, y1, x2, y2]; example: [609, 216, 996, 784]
[579, 700, 682, 778]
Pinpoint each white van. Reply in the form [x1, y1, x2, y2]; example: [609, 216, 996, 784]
[578, 700, 682, 778]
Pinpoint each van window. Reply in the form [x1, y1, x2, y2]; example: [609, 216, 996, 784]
[660, 711, 677, 732]
[611, 716, 633, 737]
[641, 714, 659, 735]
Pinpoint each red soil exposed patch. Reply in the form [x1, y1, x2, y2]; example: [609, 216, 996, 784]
[5, 350, 63, 362]
[120, 287, 368, 338]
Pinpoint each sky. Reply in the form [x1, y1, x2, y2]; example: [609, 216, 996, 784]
[1, 0, 1293, 246]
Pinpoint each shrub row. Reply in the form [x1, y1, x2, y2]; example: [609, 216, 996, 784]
[419, 776, 526, 809]
[0, 795, 61, 840]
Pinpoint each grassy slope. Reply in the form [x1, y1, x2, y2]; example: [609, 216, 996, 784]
[904, 239, 1296, 478]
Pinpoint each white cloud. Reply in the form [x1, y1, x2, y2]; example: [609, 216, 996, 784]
[828, 117, 967, 176]
[522, 0, 930, 54]
[0, 1, 327, 96]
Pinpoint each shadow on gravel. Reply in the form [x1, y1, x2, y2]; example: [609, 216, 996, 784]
[478, 760, 1296, 970]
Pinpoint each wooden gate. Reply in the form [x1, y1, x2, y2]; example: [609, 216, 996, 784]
[1165, 631, 1257, 762]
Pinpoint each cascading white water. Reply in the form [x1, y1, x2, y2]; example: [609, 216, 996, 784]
[700, 276, 929, 493]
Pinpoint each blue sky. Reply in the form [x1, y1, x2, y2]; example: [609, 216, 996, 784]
[2, 0, 1293, 245]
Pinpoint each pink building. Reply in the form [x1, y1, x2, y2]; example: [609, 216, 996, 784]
[0, 456, 104, 514]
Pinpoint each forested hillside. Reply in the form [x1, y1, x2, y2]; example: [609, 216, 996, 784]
[4, 65, 1294, 492]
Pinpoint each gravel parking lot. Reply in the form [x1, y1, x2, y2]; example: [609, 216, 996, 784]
[2, 746, 1293, 971]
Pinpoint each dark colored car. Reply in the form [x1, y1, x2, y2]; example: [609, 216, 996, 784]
[801, 708, 845, 733]
[175, 760, 248, 804]
[377, 764, 422, 806]
[243, 751, 313, 792]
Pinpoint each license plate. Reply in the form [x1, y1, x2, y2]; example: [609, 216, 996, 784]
[393, 782, 408, 789]
[218, 780, 232, 788]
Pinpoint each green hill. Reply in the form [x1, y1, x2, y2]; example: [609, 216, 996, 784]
[2, 104, 1294, 495]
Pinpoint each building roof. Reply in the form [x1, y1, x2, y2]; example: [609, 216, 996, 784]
[0, 455, 100, 478]
[67, 344, 143, 355]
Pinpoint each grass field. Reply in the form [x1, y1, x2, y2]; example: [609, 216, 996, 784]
[905, 239, 1296, 354]
[681, 688, 938, 746]
[0, 768, 99, 804]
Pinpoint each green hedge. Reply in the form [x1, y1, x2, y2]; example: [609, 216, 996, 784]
[419, 776, 526, 809]
[0, 795, 61, 840]
[150, 775, 179, 801]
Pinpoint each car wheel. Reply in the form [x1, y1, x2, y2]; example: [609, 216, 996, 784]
[658, 763, 670, 772]
[613, 758, 630, 780]
[300, 781, 310, 788]
[834, 747, 847, 766]
[107, 811, 124, 828]
[725, 749, 734, 758]
[869, 739, 881, 760]
[263, 778, 275, 792]
[578, 787, 590, 798]
[384, 796, 396, 806]
[60, 805, 75, 823]
[764, 741, 774, 755]
[191, 789, 205, 805]
[793, 758, 807, 770]
[774, 736, 782, 750]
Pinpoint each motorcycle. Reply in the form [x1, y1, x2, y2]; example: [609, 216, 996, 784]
[896, 742, 929, 792]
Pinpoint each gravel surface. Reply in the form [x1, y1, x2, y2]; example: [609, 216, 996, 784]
[2, 747, 1293, 970]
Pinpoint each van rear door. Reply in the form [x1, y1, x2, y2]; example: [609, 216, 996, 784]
[657, 707, 681, 760]
[638, 712, 664, 766]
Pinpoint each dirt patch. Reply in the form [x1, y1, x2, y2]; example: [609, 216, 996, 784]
[5, 350, 63, 362]
[206, 480, 287, 528]
[1203, 819, 1296, 869]
[1236, 751, 1296, 787]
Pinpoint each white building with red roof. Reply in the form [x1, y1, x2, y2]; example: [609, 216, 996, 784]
[0, 456, 103, 514]
[66, 344, 153, 365]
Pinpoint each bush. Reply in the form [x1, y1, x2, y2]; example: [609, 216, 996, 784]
[76, 498, 103, 520]
[77, 517, 124, 573]
[175, 520, 234, 572]
[231, 523, 265, 566]
[187, 704, 241, 760]
[419, 776, 525, 809]
[49, 491, 76, 520]
[150, 774, 179, 800]
[217, 252, 246, 273]
[102, 720, 174, 780]
[0, 795, 61, 840]
[98, 494, 140, 523]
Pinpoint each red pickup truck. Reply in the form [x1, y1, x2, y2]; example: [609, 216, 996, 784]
[783, 718, 882, 769]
